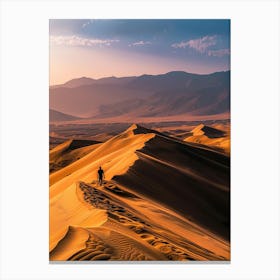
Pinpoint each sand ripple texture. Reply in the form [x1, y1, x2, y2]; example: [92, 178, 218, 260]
[50, 181, 229, 261]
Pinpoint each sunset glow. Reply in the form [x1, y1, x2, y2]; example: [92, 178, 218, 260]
[50, 19, 230, 85]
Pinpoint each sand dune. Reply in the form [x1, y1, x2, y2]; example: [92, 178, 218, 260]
[114, 126, 230, 240]
[184, 124, 230, 154]
[190, 124, 226, 138]
[50, 139, 101, 173]
[49, 124, 230, 261]
[49, 136, 67, 150]
[50, 181, 229, 261]
[49, 124, 155, 193]
[49, 226, 90, 261]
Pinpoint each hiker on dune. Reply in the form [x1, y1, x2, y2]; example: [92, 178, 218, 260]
[97, 166, 105, 186]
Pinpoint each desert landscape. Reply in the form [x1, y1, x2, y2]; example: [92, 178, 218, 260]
[50, 121, 230, 261]
[49, 100, 230, 262]
[49, 19, 230, 261]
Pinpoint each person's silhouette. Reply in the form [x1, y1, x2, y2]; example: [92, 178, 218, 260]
[97, 166, 105, 185]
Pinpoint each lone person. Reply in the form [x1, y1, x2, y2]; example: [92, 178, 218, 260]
[97, 166, 105, 186]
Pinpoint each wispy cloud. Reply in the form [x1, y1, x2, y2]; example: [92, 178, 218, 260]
[171, 35, 229, 57]
[50, 35, 119, 47]
[207, 48, 230, 57]
[172, 35, 217, 53]
[129, 40, 151, 47]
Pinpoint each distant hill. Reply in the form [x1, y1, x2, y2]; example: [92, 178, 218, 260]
[50, 109, 81, 122]
[50, 76, 136, 89]
[50, 77, 96, 89]
[50, 71, 230, 119]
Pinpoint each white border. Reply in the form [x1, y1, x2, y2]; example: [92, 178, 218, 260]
[0, 0, 279, 279]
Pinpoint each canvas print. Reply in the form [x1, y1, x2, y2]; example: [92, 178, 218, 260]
[49, 19, 230, 261]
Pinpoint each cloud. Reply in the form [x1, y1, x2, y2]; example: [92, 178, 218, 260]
[171, 35, 229, 57]
[207, 48, 230, 57]
[129, 40, 151, 47]
[50, 35, 119, 47]
[172, 35, 217, 53]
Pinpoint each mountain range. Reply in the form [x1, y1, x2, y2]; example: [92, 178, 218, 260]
[50, 71, 230, 121]
[49, 109, 82, 122]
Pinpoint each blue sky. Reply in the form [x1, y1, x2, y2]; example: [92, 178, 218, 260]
[50, 19, 230, 84]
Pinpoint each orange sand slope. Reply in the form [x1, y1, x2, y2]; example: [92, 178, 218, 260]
[49, 124, 230, 261]
[50, 139, 101, 173]
[184, 124, 230, 154]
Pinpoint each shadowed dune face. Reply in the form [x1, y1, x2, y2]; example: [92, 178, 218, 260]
[113, 128, 230, 241]
[184, 124, 230, 154]
[49, 136, 66, 150]
[49, 139, 101, 173]
[49, 125, 157, 250]
[49, 124, 230, 261]
[50, 139, 100, 161]
[50, 180, 229, 261]
[49, 124, 156, 190]
[191, 124, 226, 138]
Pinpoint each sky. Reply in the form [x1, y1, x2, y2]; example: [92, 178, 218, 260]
[50, 19, 230, 85]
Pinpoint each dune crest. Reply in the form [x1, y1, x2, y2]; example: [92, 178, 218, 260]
[191, 124, 226, 137]
[50, 226, 90, 261]
[50, 181, 229, 261]
[50, 139, 101, 173]
[50, 124, 230, 260]
[50, 124, 156, 251]
[185, 124, 230, 154]
[49, 124, 155, 194]
[49, 182, 108, 251]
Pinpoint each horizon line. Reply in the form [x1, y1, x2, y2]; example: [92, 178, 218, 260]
[50, 69, 230, 86]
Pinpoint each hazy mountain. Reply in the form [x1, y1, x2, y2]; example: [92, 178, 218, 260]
[50, 109, 81, 122]
[127, 71, 200, 91]
[50, 71, 230, 119]
[94, 76, 136, 85]
[50, 84, 150, 117]
[50, 77, 96, 89]
[50, 76, 136, 89]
